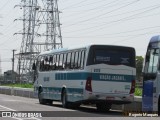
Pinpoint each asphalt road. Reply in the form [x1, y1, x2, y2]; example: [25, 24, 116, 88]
[0, 94, 158, 120]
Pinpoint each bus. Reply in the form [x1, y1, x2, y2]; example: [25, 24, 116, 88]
[33, 44, 136, 111]
[142, 35, 160, 115]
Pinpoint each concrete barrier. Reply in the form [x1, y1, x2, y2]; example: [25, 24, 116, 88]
[0, 86, 142, 111]
[0, 86, 37, 98]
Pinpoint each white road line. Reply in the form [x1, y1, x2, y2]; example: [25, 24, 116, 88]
[0, 105, 42, 120]
[0, 105, 16, 111]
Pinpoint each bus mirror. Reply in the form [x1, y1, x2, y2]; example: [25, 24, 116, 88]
[32, 63, 36, 70]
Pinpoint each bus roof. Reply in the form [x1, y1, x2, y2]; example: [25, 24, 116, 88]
[39, 44, 134, 56]
[150, 35, 160, 43]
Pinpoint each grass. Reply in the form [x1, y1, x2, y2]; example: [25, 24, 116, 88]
[134, 87, 142, 96]
[1, 83, 33, 88]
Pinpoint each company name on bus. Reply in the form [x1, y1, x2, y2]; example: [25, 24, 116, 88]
[100, 75, 126, 81]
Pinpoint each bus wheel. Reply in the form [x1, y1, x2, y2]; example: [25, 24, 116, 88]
[38, 87, 46, 104]
[62, 89, 69, 108]
[96, 102, 111, 112]
[158, 97, 160, 116]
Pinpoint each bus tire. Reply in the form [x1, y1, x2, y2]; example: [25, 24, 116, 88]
[158, 96, 160, 116]
[96, 102, 111, 112]
[62, 89, 69, 108]
[38, 87, 47, 104]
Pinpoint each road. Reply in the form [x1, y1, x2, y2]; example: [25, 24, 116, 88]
[0, 94, 158, 120]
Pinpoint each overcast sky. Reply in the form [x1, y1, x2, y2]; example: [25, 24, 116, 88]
[0, 0, 160, 73]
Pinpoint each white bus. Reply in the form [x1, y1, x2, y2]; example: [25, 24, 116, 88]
[33, 44, 136, 111]
[142, 35, 160, 115]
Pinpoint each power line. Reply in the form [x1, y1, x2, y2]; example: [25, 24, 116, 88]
[62, 0, 140, 27]
[63, 3, 160, 24]
[62, 0, 126, 21]
[63, 25, 160, 38]
[111, 29, 160, 44]
[62, 0, 120, 12]
[63, 5, 160, 33]
[61, 0, 89, 10]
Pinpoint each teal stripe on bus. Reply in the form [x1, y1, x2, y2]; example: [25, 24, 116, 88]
[55, 72, 135, 82]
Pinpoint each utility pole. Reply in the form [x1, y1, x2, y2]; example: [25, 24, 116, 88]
[12, 49, 16, 83]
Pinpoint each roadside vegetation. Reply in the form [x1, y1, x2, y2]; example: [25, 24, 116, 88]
[134, 87, 142, 96]
[0, 83, 33, 88]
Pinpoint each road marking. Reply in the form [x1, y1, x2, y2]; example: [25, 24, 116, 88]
[0, 105, 16, 111]
[0, 105, 42, 120]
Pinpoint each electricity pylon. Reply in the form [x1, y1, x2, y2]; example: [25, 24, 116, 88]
[15, 0, 63, 82]
[15, 0, 39, 82]
[38, 0, 63, 50]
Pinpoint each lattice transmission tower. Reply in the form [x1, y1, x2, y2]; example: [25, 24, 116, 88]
[38, 0, 63, 50]
[15, 0, 62, 82]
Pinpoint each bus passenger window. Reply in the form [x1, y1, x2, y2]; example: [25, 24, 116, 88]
[66, 53, 71, 69]
[80, 51, 86, 69]
[63, 53, 67, 69]
[71, 52, 75, 69]
[44, 56, 50, 71]
[51, 55, 57, 70]
[56, 54, 60, 70]
[49, 56, 53, 71]
[77, 51, 82, 69]
[40, 57, 45, 71]
[58, 54, 64, 70]
[74, 52, 79, 69]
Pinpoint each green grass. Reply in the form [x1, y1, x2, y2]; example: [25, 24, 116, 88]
[1, 83, 33, 88]
[134, 87, 142, 96]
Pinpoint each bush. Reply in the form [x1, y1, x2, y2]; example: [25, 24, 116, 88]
[134, 87, 142, 96]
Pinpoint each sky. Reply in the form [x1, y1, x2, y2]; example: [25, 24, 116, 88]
[0, 0, 160, 73]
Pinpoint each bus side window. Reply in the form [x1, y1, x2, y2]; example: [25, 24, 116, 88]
[38, 56, 42, 71]
[63, 53, 67, 69]
[77, 51, 82, 69]
[49, 56, 53, 71]
[66, 53, 71, 69]
[44, 56, 49, 71]
[40, 57, 45, 71]
[74, 52, 79, 69]
[58, 54, 64, 70]
[80, 50, 86, 69]
[51, 55, 56, 70]
[56, 54, 60, 70]
[71, 52, 75, 69]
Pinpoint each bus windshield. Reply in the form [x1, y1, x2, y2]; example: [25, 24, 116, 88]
[95, 50, 131, 66]
[87, 45, 135, 67]
[144, 48, 159, 73]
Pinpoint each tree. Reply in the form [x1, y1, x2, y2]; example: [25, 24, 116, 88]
[136, 56, 144, 81]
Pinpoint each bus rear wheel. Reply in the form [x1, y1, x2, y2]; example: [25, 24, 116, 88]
[96, 102, 111, 112]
